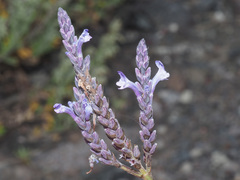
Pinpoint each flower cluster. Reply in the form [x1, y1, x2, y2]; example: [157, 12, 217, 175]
[116, 39, 169, 171]
[54, 7, 170, 180]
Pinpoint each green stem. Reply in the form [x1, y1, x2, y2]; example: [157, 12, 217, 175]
[143, 174, 153, 180]
[119, 163, 154, 180]
[120, 164, 143, 178]
[140, 168, 153, 180]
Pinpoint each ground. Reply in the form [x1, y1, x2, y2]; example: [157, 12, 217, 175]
[0, 0, 240, 180]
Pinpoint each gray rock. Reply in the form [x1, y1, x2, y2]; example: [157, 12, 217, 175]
[179, 90, 193, 104]
[180, 162, 193, 174]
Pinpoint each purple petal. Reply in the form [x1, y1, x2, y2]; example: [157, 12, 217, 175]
[105, 128, 116, 139]
[121, 147, 132, 156]
[135, 68, 143, 82]
[80, 29, 92, 42]
[53, 103, 77, 120]
[83, 55, 90, 71]
[98, 116, 109, 127]
[101, 106, 108, 117]
[73, 87, 81, 101]
[151, 61, 170, 94]
[99, 158, 113, 166]
[139, 130, 145, 142]
[62, 40, 72, 52]
[82, 98, 93, 120]
[82, 131, 93, 142]
[76, 29, 92, 57]
[89, 154, 99, 167]
[147, 118, 154, 130]
[149, 130, 156, 142]
[101, 149, 111, 159]
[150, 143, 157, 154]
[100, 139, 108, 150]
[116, 71, 141, 97]
[97, 84, 103, 97]
[68, 101, 74, 109]
[92, 132, 100, 143]
[89, 143, 101, 151]
[142, 126, 150, 136]
[60, 28, 67, 39]
[136, 39, 149, 69]
[133, 145, 140, 159]
[116, 128, 124, 139]
[143, 140, 152, 151]
[113, 139, 124, 149]
[74, 117, 86, 130]
[65, 52, 77, 64]
[144, 67, 151, 82]
[108, 118, 116, 129]
[137, 96, 146, 110]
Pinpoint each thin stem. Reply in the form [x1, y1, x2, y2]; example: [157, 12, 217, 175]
[143, 174, 153, 180]
[140, 168, 153, 180]
[145, 153, 152, 172]
[119, 163, 154, 180]
[119, 164, 143, 178]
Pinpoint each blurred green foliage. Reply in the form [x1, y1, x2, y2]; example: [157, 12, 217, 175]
[0, 123, 6, 137]
[0, 0, 124, 66]
[69, 0, 123, 25]
[0, 0, 60, 66]
[15, 146, 30, 164]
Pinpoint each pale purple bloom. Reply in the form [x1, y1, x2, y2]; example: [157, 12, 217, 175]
[89, 154, 99, 165]
[82, 98, 93, 120]
[116, 71, 141, 97]
[76, 29, 92, 58]
[54, 98, 93, 121]
[151, 60, 170, 94]
[79, 29, 92, 43]
[53, 103, 77, 120]
[117, 60, 169, 99]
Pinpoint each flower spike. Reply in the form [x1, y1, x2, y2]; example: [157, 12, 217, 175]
[116, 39, 170, 172]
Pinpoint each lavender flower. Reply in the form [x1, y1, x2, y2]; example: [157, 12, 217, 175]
[58, 7, 91, 74]
[54, 7, 170, 180]
[116, 71, 142, 97]
[116, 39, 169, 170]
[116, 39, 170, 97]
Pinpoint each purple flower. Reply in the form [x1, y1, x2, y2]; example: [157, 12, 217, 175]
[54, 98, 93, 121]
[116, 71, 141, 97]
[76, 29, 92, 58]
[79, 29, 92, 42]
[116, 60, 169, 98]
[53, 103, 77, 120]
[82, 98, 93, 120]
[151, 61, 170, 94]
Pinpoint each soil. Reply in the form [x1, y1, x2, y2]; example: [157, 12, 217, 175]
[1, 0, 240, 180]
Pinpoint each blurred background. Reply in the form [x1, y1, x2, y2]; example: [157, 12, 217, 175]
[0, 0, 240, 180]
